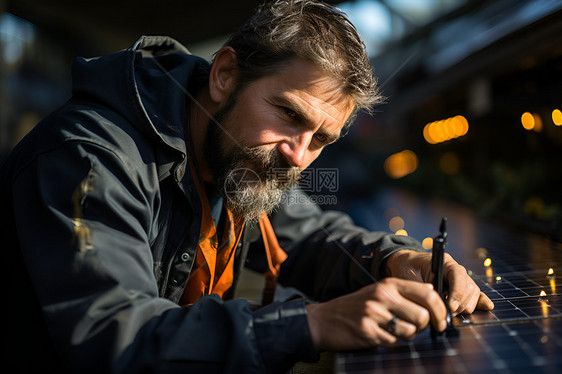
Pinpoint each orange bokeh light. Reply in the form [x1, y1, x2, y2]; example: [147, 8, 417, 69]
[384, 150, 418, 179]
[423, 115, 469, 144]
[521, 112, 535, 130]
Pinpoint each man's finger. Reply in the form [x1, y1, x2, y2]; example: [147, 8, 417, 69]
[442, 260, 468, 312]
[446, 263, 494, 315]
[448, 278, 476, 315]
[388, 317, 418, 341]
[477, 291, 494, 311]
[389, 279, 447, 332]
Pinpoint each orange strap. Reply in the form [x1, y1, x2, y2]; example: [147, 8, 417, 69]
[179, 159, 244, 306]
[258, 212, 288, 305]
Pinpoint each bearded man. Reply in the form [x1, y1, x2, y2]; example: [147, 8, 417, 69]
[0, 1, 493, 373]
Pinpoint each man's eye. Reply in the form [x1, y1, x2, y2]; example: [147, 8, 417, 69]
[314, 133, 328, 144]
[283, 107, 299, 120]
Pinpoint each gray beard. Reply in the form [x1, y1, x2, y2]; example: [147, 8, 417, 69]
[221, 147, 301, 224]
[202, 101, 301, 223]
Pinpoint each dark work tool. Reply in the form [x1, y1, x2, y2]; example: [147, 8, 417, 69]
[431, 217, 459, 339]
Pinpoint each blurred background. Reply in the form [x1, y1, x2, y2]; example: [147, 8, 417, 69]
[1, 0, 561, 240]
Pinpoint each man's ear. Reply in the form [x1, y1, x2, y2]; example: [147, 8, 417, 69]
[209, 46, 238, 105]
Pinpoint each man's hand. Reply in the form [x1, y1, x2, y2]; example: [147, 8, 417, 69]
[384, 250, 494, 316]
[306, 278, 447, 352]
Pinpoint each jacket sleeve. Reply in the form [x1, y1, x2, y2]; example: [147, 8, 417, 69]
[10, 138, 316, 373]
[271, 187, 425, 301]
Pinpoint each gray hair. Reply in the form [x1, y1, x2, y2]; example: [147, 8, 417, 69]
[222, 0, 382, 122]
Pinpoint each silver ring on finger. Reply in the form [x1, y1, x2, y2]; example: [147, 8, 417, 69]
[387, 316, 399, 335]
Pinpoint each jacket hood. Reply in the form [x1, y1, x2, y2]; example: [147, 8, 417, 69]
[71, 35, 210, 154]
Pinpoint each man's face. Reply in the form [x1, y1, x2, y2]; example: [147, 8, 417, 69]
[204, 58, 354, 222]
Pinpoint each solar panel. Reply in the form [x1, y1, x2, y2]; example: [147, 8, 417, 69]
[337, 319, 562, 373]
[336, 191, 562, 373]
[336, 269, 562, 373]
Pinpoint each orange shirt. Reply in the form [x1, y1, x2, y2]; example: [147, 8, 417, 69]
[180, 159, 287, 307]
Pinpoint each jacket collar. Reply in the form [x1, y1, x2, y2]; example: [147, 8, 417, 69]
[128, 36, 210, 156]
[72, 35, 210, 161]
[127, 36, 210, 213]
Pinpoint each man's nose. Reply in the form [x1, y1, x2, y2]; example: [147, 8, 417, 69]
[277, 133, 312, 169]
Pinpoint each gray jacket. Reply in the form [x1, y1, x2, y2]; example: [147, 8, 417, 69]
[0, 36, 423, 373]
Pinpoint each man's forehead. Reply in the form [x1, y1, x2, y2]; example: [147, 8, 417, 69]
[291, 88, 352, 124]
[272, 59, 355, 124]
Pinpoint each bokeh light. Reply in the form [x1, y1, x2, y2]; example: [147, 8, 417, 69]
[388, 216, 405, 232]
[422, 237, 433, 249]
[521, 112, 535, 130]
[384, 150, 418, 179]
[423, 115, 469, 144]
[533, 113, 543, 132]
[552, 109, 562, 126]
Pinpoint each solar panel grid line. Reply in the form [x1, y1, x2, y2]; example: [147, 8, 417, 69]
[336, 327, 519, 373]
[406, 341, 427, 374]
[337, 327, 562, 371]
[550, 324, 562, 350]
[501, 324, 547, 367]
[467, 325, 511, 372]
[441, 337, 468, 373]
[469, 322, 558, 371]
[453, 270, 562, 327]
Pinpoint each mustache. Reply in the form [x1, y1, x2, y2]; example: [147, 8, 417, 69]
[242, 146, 302, 187]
